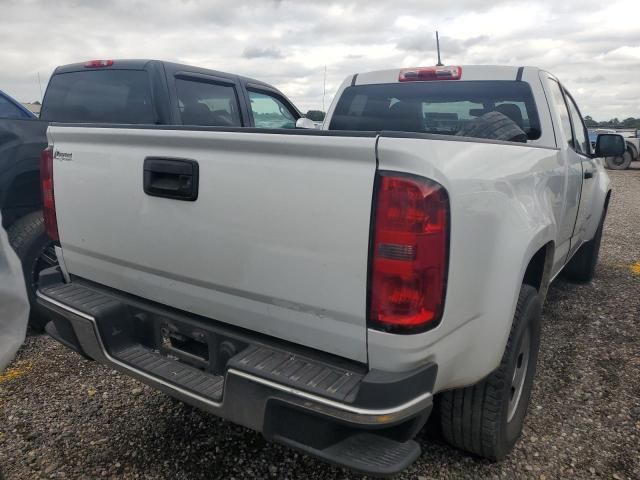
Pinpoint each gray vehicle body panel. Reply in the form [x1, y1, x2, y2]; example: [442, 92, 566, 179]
[0, 118, 48, 227]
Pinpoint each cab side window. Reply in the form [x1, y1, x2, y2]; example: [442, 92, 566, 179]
[547, 79, 574, 150]
[175, 78, 241, 127]
[565, 94, 590, 155]
[248, 91, 296, 129]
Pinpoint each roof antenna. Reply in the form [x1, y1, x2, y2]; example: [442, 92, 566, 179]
[436, 31, 444, 66]
[37, 72, 43, 103]
[322, 65, 327, 113]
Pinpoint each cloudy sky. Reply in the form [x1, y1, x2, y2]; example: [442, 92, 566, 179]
[1, 0, 639, 120]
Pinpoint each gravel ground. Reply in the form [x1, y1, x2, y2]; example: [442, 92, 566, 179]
[1, 167, 639, 480]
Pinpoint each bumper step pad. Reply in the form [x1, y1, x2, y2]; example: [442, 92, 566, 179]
[40, 282, 120, 316]
[230, 345, 364, 403]
[281, 433, 420, 476]
[117, 345, 225, 401]
[326, 434, 420, 475]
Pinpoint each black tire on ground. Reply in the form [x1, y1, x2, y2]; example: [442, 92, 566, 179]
[456, 111, 528, 143]
[563, 205, 606, 283]
[439, 284, 542, 460]
[7, 211, 58, 331]
[605, 149, 632, 170]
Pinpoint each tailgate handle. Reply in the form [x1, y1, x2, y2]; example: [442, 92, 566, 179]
[143, 157, 199, 201]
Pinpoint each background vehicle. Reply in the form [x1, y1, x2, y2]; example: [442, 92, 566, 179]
[0, 59, 300, 329]
[589, 128, 640, 170]
[589, 128, 615, 149]
[0, 90, 37, 119]
[38, 65, 624, 475]
[617, 131, 640, 168]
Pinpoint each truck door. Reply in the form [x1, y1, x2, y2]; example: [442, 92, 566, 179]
[541, 76, 583, 273]
[564, 89, 600, 254]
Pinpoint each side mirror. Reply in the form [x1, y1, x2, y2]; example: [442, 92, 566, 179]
[594, 134, 626, 158]
[296, 117, 317, 129]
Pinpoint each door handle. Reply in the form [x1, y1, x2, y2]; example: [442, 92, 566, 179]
[584, 170, 593, 179]
[143, 157, 199, 201]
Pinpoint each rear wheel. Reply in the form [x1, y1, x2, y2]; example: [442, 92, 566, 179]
[605, 149, 632, 170]
[7, 211, 58, 331]
[439, 285, 541, 460]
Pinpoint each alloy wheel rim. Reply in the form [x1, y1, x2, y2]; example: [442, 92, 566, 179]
[507, 328, 531, 422]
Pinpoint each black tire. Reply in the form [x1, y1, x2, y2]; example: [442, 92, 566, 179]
[7, 211, 58, 331]
[563, 206, 606, 282]
[440, 284, 542, 460]
[456, 111, 528, 143]
[605, 149, 632, 170]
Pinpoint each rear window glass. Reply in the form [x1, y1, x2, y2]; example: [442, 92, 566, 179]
[329, 81, 541, 141]
[41, 70, 155, 123]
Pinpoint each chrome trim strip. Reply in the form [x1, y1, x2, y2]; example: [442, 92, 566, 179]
[37, 290, 431, 420]
[38, 292, 93, 321]
[230, 368, 432, 417]
[54, 246, 71, 284]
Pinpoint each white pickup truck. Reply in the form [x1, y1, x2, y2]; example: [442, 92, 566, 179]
[37, 65, 625, 475]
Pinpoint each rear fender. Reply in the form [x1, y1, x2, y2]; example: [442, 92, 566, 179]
[369, 135, 562, 391]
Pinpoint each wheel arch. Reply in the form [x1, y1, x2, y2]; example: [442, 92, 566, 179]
[604, 189, 612, 211]
[522, 240, 554, 300]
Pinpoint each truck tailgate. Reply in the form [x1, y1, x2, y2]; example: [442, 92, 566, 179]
[48, 126, 377, 363]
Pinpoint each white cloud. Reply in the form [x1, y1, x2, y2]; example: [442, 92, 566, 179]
[0, 0, 638, 120]
[601, 45, 640, 61]
[242, 46, 284, 59]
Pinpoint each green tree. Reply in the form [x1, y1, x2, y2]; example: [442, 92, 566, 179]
[584, 115, 598, 127]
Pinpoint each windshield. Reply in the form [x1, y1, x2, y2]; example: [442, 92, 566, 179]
[41, 70, 155, 124]
[329, 81, 541, 142]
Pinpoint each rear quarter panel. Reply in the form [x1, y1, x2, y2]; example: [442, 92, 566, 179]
[370, 136, 563, 391]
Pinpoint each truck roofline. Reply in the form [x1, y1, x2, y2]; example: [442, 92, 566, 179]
[350, 65, 541, 86]
[52, 59, 279, 91]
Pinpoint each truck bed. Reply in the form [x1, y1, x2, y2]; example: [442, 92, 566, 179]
[47, 123, 565, 381]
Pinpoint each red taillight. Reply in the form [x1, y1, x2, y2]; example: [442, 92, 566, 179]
[84, 59, 114, 68]
[399, 66, 462, 82]
[40, 147, 59, 241]
[369, 173, 449, 333]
